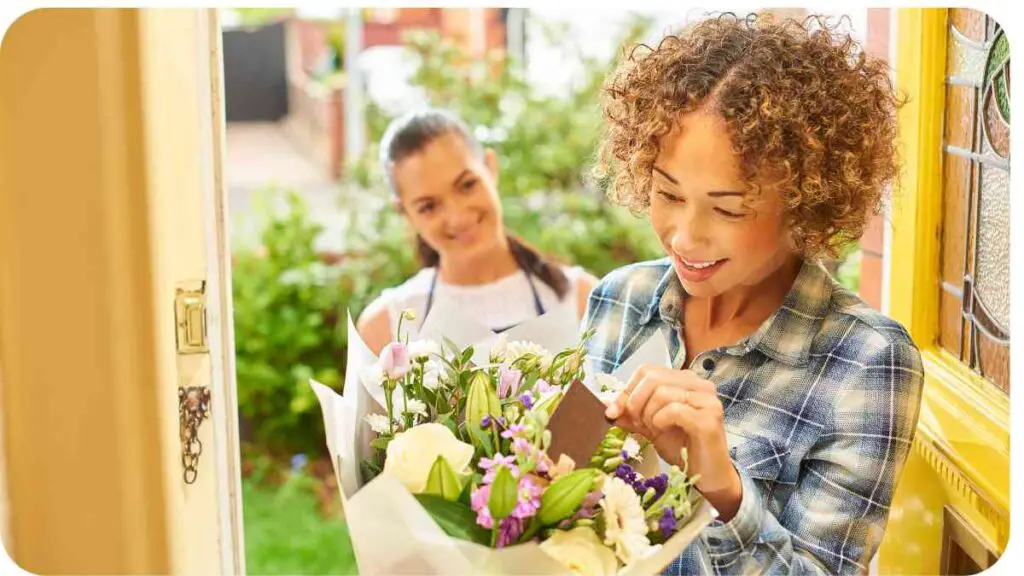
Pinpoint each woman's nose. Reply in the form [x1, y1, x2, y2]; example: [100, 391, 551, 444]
[669, 209, 708, 253]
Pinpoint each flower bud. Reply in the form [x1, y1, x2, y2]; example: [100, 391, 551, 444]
[538, 469, 598, 526]
[466, 370, 501, 430]
[379, 342, 411, 380]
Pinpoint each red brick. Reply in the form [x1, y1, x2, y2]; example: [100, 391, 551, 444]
[859, 253, 883, 310]
[861, 213, 885, 257]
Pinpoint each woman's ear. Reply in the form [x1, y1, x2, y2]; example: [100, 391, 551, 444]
[484, 148, 499, 186]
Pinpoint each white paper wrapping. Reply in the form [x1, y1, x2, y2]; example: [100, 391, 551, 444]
[309, 311, 716, 575]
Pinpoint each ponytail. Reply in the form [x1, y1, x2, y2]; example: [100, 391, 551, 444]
[414, 234, 570, 300]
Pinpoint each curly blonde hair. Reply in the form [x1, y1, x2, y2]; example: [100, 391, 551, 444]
[596, 13, 905, 257]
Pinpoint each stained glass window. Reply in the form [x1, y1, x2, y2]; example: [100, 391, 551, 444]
[939, 9, 1010, 392]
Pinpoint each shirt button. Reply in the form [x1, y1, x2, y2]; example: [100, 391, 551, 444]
[702, 358, 716, 371]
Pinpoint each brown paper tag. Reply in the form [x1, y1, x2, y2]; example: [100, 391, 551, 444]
[546, 381, 613, 468]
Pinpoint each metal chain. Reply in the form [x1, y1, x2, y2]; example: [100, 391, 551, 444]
[179, 386, 211, 484]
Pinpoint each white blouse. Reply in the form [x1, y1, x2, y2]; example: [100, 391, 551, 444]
[378, 265, 586, 336]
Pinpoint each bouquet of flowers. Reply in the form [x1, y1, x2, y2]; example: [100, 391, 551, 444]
[311, 307, 716, 575]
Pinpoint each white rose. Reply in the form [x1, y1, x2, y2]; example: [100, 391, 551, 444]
[383, 423, 474, 494]
[539, 527, 618, 575]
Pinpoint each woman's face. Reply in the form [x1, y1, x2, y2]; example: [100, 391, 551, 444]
[650, 110, 797, 298]
[392, 132, 504, 263]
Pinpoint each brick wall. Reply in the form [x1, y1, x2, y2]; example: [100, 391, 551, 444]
[858, 8, 891, 311]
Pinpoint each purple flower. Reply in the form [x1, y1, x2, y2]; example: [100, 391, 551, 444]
[643, 473, 669, 500]
[480, 453, 519, 483]
[497, 516, 525, 548]
[497, 416, 508, 427]
[512, 476, 544, 520]
[471, 485, 494, 529]
[582, 490, 603, 510]
[615, 463, 638, 485]
[501, 423, 528, 439]
[659, 507, 678, 538]
[379, 342, 410, 379]
[566, 490, 603, 524]
[498, 367, 522, 399]
[519, 391, 535, 409]
[481, 415, 492, 428]
[511, 437, 532, 454]
[535, 378, 557, 395]
[535, 455, 551, 474]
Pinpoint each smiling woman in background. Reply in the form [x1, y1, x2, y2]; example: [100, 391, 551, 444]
[357, 109, 598, 355]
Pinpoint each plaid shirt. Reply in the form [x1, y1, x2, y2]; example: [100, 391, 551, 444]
[583, 258, 924, 575]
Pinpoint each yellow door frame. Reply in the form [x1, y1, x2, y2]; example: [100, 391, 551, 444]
[878, 8, 1009, 574]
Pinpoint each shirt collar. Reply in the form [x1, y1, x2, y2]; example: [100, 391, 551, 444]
[640, 259, 833, 367]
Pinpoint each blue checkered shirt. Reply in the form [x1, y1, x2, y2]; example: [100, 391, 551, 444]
[583, 258, 924, 575]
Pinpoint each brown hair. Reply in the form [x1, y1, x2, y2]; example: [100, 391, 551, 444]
[595, 13, 905, 257]
[381, 108, 570, 298]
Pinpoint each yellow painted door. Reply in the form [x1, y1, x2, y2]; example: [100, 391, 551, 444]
[878, 8, 1009, 575]
[0, 8, 244, 574]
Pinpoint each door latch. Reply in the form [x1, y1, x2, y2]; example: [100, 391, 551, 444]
[175, 281, 208, 354]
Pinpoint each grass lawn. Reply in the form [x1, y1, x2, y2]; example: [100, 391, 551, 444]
[243, 471, 359, 575]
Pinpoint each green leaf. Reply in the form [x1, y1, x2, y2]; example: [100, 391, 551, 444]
[457, 473, 481, 506]
[488, 466, 518, 521]
[437, 414, 459, 438]
[370, 437, 393, 451]
[413, 494, 491, 545]
[442, 336, 460, 358]
[424, 455, 463, 501]
[468, 424, 494, 458]
[461, 346, 475, 365]
[360, 459, 382, 484]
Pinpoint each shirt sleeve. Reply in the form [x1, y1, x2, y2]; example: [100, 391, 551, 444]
[700, 340, 924, 574]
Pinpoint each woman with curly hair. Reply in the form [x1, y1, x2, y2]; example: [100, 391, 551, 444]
[587, 14, 923, 574]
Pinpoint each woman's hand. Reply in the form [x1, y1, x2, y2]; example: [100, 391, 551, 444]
[605, 365, 743, 520]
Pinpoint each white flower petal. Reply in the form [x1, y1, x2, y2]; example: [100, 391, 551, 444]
[406, 398, 428, 417]
[364, 413, 391, 435]
[623, 437, 641, 460]
[408, 339, 441, 360]
[599, 476, 652, 565]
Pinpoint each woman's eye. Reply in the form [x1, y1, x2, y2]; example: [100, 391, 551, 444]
[460, 178, 478, 191]
[715, 208, 745, 219]
[418, 202, 436, 215]
[656, 190, 681, 203]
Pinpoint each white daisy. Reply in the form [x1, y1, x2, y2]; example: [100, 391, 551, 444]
[489, 333, 510, 362]
[421, 361, 443, 390]
[599, 476, 652, 565]
[504, 340, 552, 364]
[408, 339, 441, 361]
[406, 398, 428, 418]
[364, 413, 391, 435]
